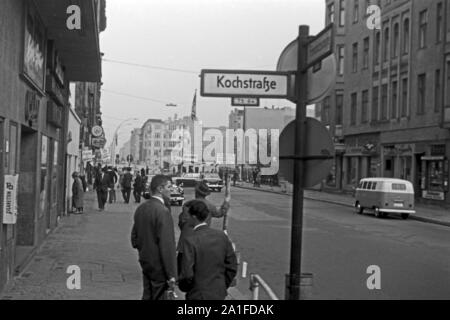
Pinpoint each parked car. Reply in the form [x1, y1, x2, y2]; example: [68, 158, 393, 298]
[354, 178, 415, 220]
[203, 173, 224, 192]
[169, 184, 185, 206]
[174, 173, 201, 187]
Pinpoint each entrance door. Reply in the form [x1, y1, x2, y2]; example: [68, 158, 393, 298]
[15, 126, 38, 271]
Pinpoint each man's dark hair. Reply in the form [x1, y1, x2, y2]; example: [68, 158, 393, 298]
[188, 200, 210, 222]
[150, 175, 170, 193]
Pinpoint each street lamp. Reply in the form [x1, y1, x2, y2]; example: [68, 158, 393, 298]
[110, 117, 140, 166]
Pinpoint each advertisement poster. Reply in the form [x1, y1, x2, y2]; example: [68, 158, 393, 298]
[3, 175, 19, 224]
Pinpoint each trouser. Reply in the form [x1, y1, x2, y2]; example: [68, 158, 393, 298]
[122, 188, 131, 203]
[133, 189, 141, 203]
[97, 190, 108, 209]
[109, 189, 116, 203]
[140, 263, 168, 300]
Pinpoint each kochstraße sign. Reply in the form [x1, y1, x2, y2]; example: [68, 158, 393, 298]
[201, 69, 289, 98]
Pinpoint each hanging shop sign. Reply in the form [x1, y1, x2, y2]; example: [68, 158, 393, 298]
[3, 175, 19, 225]
[25, 90, 40, 126]
[23, 2, 46, 91]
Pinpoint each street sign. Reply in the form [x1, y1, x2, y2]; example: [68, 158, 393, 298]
[91, 125, 103, 137]
[231, 97, 260, 107]
[277, 34, 336, 104]
[201, 69, 289, 98]
[82, 150, 93, 161]
[306, 24, 334, 69]
[279, 118, 335, 187]
[92, 137, 106, 149]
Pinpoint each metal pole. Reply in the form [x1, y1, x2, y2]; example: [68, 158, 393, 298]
[286, 25, 309, 300]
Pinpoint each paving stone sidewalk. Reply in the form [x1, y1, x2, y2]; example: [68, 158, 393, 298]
[234, 182, 450, 227]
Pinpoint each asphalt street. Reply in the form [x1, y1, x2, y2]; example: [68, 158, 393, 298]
[204, 187, 450, 300]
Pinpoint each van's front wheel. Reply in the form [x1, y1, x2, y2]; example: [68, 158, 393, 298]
[355, 202, 363, 214]
[401, 213, 409, 220]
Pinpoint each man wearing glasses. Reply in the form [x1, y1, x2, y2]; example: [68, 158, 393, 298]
[131, 175, 177, 300]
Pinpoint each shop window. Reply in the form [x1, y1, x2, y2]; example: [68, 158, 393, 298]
[428, 161, 444, 192]
[326, 163, 337, 187]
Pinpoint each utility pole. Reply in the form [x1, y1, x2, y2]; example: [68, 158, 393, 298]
[286, 25, 309, 301]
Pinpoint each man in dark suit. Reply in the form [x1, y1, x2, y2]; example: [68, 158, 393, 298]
[178, 200, 237, 300]
[93, 167, 111, 211]
[131, 175, 177, 300]
[121, 167, 133, 203]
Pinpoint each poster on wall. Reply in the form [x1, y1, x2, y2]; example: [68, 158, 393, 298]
[3, 175, 19, 225]
[23, 3, 46, 91]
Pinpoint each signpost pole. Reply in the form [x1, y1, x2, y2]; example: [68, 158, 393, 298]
[286, 25, 309, 300]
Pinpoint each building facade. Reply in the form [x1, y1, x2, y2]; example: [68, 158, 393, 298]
[323, 0, 450, 206]
[0, 0, 105, 292]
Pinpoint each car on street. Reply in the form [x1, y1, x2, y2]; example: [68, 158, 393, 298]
[354, 177, 415, 220]
[174, 173, 201, 187]
[203, 173, 224, 192]
[169, 184, 185, 206]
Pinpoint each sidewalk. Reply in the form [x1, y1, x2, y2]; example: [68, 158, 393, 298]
[234, 182, 450, 227]
[0, 190, 248, 300]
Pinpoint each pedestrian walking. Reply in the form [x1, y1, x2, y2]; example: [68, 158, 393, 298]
[71, 172, 84, 213]
[133, 171, 143, 203]
[86, 161, 94, 186]
[121, 167, 133, 203]
[177, 181, 230, 251]
[177, 200, 237, 300]
[93, 167, 110, 211]
[131, 175, 177, 300]
[107, 166, 118, 203]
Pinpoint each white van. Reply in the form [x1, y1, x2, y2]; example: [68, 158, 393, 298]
[354, 178, 415, 220]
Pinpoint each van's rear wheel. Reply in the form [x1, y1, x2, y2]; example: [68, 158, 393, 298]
[401, 213, 409, 220]
[374, 207, 382, 218]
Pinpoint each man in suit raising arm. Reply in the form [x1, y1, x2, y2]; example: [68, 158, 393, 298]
[131, 175, 177, 300]
[178, 200, 237, 300]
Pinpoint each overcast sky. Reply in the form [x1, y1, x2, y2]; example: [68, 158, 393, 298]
[99, 0, 326, 148]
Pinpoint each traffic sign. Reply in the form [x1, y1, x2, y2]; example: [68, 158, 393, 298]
[91, 125, 103, 137]
[201, 69, 289, 98]
[231, 97, 260, 107]
[306, 24, 334, 69]
[279, 118, 334, 187]
[92, 137, 106, 149]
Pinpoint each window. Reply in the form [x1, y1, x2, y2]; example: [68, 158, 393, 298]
[323, 96, 331, 125]
[419, 10, 427, 48]
[393, 23, 399, 58]
[372, 86, 379, 121]
[362, 90, 369, 123]
[351, 93, 357, 125]
[353, 0, 359, 23]
[392, 183, 406, 191]
[337, 45, 345, 75]
[367, 181, 373, 190]
[403, 19, 410, 54]
[336, 93, 343, 125]
[417, 73, 426, 114]
[381, 84, 388, 120]
[383, 27, 390, 62]
[374, 31, 381, 65]
[435, 69, 441, 113]
[339, 0, 345, 27]
[401, 78, 408, 117]
[363, 37, 369, 69]
[328, 3, 335, 24]
[391, 80, 398, 119]
[352, 42, 358, 72]
[437, 2, 443, 43]
[371, 182, 377, 190]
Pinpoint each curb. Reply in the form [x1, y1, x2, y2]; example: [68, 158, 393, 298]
[233, 185, 450, 228]
[227, 287, 249, 300]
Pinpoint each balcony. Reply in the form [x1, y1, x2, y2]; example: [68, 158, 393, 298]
[36, 0, 104, 82]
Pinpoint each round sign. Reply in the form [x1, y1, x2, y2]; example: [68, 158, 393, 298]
[91, 125, 103, 137]
[277, 39, 336, 104]
[279, 118, 335, 187]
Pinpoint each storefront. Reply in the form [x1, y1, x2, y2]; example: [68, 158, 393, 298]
[420, 145, 449, 202]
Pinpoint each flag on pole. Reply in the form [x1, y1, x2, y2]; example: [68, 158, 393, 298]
[191, 90, 197, 121]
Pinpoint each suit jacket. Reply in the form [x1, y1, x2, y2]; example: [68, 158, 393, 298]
[177, 198, 229, 252]
[177, 225, 237, 300]
[94, 172, 111, 192]
[131, 197, 176, 281]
